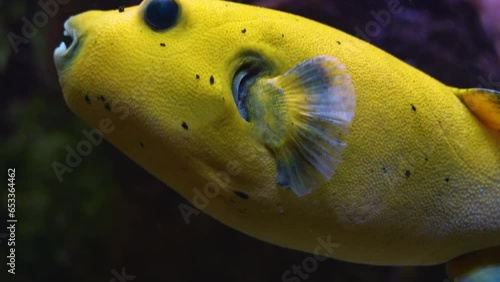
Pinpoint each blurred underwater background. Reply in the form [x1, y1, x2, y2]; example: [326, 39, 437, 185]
[0, 0, 499, 281]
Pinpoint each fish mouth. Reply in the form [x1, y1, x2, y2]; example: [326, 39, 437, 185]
[54, 18, 79, 71]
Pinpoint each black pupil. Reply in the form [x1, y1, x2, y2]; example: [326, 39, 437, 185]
[145, 0, 179, 31]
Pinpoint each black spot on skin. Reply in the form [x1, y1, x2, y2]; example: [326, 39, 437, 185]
[160, 43, 166, 47]
[382, 167, 388, 173]
[98, 95, 106, 102]
[425, 157, 429, 162]
[282, 34, 284, 38]
[210, 76, 215, 85]
[84, 95, 91, 104]
[411, 104, 417, 112]
[119, 5, 125, 13]
[104, 102, 111, 112]
[241, 28, 246, 34]
[445, 177, 450, 182]
[140, 142, 145, 148]
[196, 74, 200, 80]
[337, 41, 341, 45]
[234, 191, 249, 200]
[405, 170, 411, 178]
[182, 122, 189, 130]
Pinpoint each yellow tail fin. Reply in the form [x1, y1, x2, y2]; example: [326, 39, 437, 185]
[453, 88, 500, 133]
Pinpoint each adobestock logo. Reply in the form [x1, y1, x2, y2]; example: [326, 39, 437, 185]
[282, 235, 340, 282]
[354, 0, 404, 43]
[51, 99, 129, 182]
[109, 267, 135, 282]
[477, 74, 500, 90]
[8, 0, 71, 54]
[178, 144, 256, 224]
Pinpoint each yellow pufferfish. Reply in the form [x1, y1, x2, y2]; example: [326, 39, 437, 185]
[53, 0, 500, 281]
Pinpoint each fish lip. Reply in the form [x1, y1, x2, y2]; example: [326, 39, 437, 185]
[54, 17, 79, 71]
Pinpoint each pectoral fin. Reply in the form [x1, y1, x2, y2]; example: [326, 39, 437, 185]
[247, 56, 356, 197]
[455, 88, 500, 132]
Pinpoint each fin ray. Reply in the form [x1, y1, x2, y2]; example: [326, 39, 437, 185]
[455, 88, 500, 132]
[248, 55, 356, 196]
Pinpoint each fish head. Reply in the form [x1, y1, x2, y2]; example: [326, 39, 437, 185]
[55, 0, 357, 216]
[52, 0, 315, 201]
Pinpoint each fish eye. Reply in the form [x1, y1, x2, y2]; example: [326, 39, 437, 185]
[144, 0, 180, 31]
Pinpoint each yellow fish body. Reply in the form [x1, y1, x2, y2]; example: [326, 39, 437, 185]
[53, 0, 500, 280]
